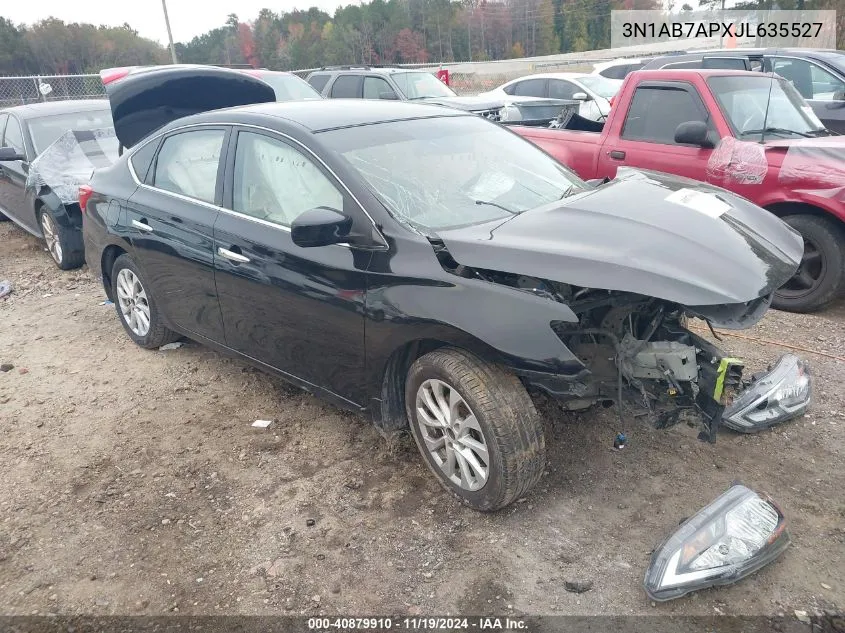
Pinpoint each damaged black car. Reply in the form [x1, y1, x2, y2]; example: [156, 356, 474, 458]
[83, 67, 812, 511]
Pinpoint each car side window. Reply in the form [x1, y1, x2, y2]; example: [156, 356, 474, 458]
[4, 116, 25, 156]
[622, 86, 710, 145]
[363, 76, 397, 100]
[330, 75, 362, 98]
[152, 129, 225, 204]
[513, 78, 547, 97]
[549, 80, 578, 99]
[130, 139, 160, 183]
[772, 57, 845, 101]
[308, 74, 330, 93]
[232, 131, 343, 228]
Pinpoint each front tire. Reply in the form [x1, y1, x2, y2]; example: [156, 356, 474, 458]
[772, 215, 845, 313]
[39, 209, 84, 270]
[405, 347, 546, 511]
[111, 254, 180, 349]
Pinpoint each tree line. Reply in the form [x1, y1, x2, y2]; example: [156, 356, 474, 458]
[1, 0, 842, 76]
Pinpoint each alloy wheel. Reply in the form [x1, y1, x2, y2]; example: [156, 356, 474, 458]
[415, 378, 490, 491]
[40, 213, 63, 265]
[115, 268, 151, 337]
[779, 237, 825, 299]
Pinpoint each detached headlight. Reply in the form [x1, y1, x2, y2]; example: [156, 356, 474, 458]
[499, 104, 521, 122]
[722, 354, 811, 432]
[644, 484, 790, 602]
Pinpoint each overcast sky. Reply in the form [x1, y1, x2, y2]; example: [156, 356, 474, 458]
[2, 0, 349, 46]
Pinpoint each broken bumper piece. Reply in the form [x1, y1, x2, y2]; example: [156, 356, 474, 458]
[722, 354, 811, 433]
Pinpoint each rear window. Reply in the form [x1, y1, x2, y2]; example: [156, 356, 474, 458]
[330, 75, 362, 98]
[28, 108, 113, 155]
[258, 73, 322, 101]
[130, 139, 160, 183]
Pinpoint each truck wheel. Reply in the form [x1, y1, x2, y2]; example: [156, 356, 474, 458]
[772, 215, 845, 313]
[405, 347, 546, 512]
[39, 208, 84, 270]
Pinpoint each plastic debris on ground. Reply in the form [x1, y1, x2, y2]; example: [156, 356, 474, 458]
[99, 300, 114, 306]
[252, 419, 274, 429]
[614, 432, 627, 450]
[158, 342, 184, 351]
[0, 280, 12, 299]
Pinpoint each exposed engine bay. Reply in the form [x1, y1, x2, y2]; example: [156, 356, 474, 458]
[433, 239, 812, 440]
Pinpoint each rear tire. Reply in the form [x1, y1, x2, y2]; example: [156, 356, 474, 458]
[405, 347, 546, 511]
[110, 254, 180, 349]
[39, 208, 84, 270]
[772, 215, 845, 313]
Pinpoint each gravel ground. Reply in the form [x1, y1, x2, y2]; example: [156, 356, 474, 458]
[1, 221, 844, 619]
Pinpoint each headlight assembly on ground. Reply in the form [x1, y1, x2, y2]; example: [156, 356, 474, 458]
[644, 484, 790, 601]
[722, 354, 811, 432]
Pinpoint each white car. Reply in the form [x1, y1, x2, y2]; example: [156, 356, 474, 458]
[592, 58, 652, 80]
[480, 73, 622, 121]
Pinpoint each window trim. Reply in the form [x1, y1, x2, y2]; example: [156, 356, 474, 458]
[620, 81, 712, 146]
[147, 126, 230, 206]
[226, 127, 346, 229]
[3, 114, 28, 160]
[127, 122, 386, 248]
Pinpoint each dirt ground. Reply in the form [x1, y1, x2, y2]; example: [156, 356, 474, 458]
[1, 220, 844, 619]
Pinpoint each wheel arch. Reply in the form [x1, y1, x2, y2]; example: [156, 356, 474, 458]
[101, 244, 129, 300]
[373, 335, 505, 436]
[765, 201, 845, 230]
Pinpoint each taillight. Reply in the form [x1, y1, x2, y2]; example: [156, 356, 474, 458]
[100, 67, 131, 85]
[609, 95, 616, 108]
[78, 185, 94, 213]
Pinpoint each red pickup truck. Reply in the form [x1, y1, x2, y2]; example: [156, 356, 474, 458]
[514, 69, 845, 313]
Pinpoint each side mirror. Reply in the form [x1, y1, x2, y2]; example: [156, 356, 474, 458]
[674, 121, 714, 148]
[0, 147, 25, 162]
[379, 91, 399, 100]
[291, 206, 353, 248]
[833, 90, 845, 102]
[572, 92, 590, 101]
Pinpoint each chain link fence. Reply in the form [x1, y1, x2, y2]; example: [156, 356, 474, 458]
[0, 75, 105, 108]
[0, 42, 717, 106]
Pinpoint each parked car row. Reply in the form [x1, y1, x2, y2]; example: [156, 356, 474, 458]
[0, 63, 821, 604]
[26, 65, 799, 513]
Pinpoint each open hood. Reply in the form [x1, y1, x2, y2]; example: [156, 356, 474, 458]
[100, 65, 276, 149]
[436, 169, 803, 307]
[421, 95, 506, 112]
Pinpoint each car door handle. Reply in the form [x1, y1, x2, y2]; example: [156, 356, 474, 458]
[218, 247, 250, 264]
[609, 150, 626, 160]
[131, 219, 153, 232]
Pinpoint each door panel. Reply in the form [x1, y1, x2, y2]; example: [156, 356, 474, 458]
[120, 127, 227, 341]
[214, 129, 369, 405]
[0, 116, 33, 229]
[597, 84, 713, 182]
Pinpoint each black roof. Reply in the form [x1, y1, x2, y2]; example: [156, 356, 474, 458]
[0, 98, 109, 120]
[647, 48, 845, 69]
[188, 99, 468, 133]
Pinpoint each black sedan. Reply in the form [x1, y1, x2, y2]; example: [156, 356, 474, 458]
[0, 100, 114, 269]
[84, 67, 811, 511]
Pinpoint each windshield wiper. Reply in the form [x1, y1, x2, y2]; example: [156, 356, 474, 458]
[740, 127, 813, 138]
[474, 199, 519, 215]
